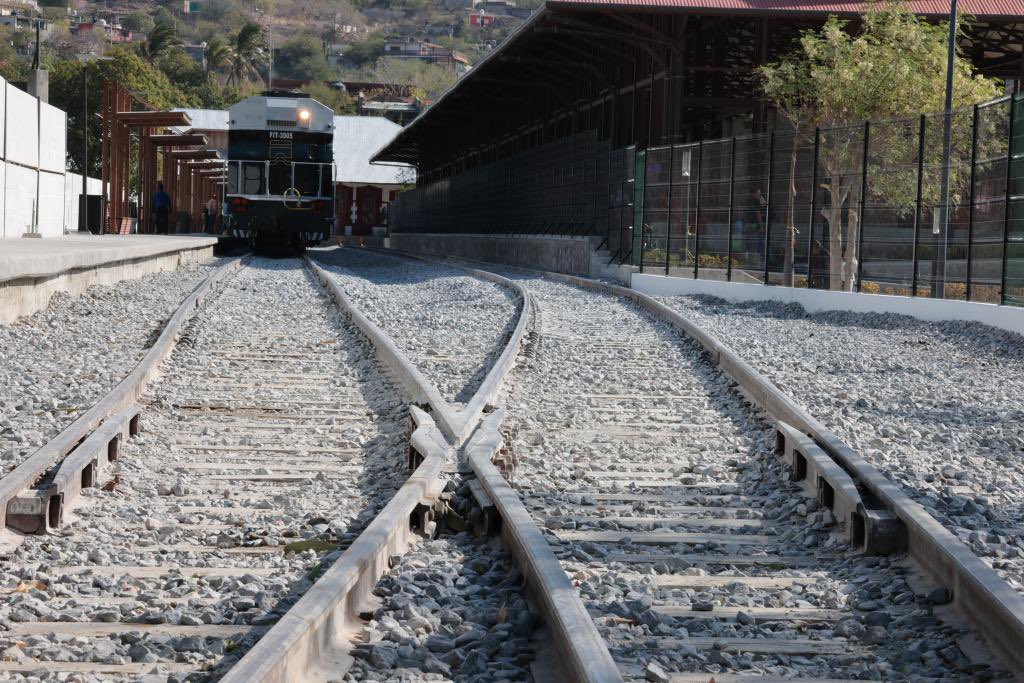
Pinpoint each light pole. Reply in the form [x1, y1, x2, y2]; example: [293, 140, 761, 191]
[79, 60, 88, 232]
[934, 0, 959, 297]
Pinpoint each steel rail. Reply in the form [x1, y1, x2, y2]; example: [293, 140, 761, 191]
[307, 252, 534, 446]
[0, 257, 243, 534]
[346, 246, 626, 682]
[528, 266, 1024, 677]
[376, 246, 1024, 675]
[224, 252, 553, 681]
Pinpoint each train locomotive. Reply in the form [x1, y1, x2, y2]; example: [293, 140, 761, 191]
[224, 91, 335, 251]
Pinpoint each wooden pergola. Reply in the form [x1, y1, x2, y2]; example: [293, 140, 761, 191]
[100, 80, 226, 234]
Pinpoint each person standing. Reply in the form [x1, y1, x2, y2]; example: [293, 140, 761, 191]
[152, 181, 171, 235]
[205, 196, 218, 232]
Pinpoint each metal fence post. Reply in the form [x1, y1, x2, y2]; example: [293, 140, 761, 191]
[806, 128, 820, 287]
[726, 137, 737, 282]
[665, 143, 675, 275]
[763, 132, 775, 284]
[966, 103, 979, 300]
[912, 115, 926, 297]
[1001, 96, 1018, 305]
[856, 121, 870, 292]
[694, 140, 703, 279]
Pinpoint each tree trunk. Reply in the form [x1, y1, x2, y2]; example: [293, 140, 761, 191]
[845, 203, 859, 292]
[825, 190, 843, 291]
[783, 147, 798, 287]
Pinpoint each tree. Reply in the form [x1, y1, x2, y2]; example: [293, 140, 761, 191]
[759, 1, 1001, 290]
[227, 23, 265, 86]
[139, 21, 181, 62]
[50, 48, 189, 176]
[275, 35, 334, 80]
[0, 26, 26, 83]
[205, 36, 233, 76]
[304, 81, 356, 115]
[121, 13, 155, 34]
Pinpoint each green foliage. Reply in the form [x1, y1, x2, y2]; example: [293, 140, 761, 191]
[205, 36, 232, 72]
[304, 81, 356, 115]
[0, 26, 27, 84]
[121, 13, 156, 34]
[759, 0, 1002, 290]
[342, 34, 385, 68]
[50, 48, 190, 175]
[228, 22, 266, 86]
[275, 35, 334, 80]
[139, 21, 181, 62]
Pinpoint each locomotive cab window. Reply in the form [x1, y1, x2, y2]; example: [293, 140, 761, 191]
[294, 164, 320, 197]
[268, 162, 292, 196]
[242, 163, 265, 195]
[227, 163, 239, 195]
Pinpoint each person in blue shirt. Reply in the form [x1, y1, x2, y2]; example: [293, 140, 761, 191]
[152, 181, 171, 234]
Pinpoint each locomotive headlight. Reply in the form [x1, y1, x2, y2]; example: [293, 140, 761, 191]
[298, 109, 311, 123]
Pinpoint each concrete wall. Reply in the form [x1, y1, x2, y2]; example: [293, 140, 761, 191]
[632, 272, 1024, 337]
[389, 233, 594, 276]
[63, 173, 102, 233]
[0, 76, 92, 238]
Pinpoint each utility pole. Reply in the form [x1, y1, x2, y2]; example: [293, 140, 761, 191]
[934, 0, 959, 298]
[79, 61, 89, 232]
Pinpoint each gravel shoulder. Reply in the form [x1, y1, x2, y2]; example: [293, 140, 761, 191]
[313, 248, 519, 404]
[0, 259, 227, 478]
[658, 295, 1024, 594]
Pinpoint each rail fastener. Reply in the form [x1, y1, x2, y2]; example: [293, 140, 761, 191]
[775, 421, 904, 555]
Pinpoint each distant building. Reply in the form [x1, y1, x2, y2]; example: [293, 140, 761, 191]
[469, 13, 494, 28]
[0, 13, 46, 32]
[473, 0, 531, 19]
[70, 18, 132, 43]
[383, 37, 470, 73]
[182, 44, 207, 70]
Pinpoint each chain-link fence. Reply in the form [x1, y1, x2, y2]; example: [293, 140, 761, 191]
[391, 92, 1024, 305]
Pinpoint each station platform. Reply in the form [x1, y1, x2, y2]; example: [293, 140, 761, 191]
[0, 233, 218, 323]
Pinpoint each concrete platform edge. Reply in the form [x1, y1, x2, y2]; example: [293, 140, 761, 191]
[0, 236, 219, 323]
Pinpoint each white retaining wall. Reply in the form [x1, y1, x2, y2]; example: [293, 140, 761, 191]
[0, 76, 95, 238]
[631, 273, 1024, 336]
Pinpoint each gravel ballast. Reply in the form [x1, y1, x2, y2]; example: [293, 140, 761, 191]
[0, 259, 225, 477]
[494, 275, 1007, 681]
[313, 248, 519, 403]
[658, 295, 1024, 594]
[347, 480, 537, 683]
[0, 259, 409, 682]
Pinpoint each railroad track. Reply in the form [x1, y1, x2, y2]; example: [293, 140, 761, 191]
[363, 248, 1024, 682]
[493, 275, 990, 681]
[0, 258, 422, 680]
[2, 246, 1023, 682]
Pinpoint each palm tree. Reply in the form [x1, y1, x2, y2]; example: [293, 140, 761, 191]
[140, 21, 180, 62]
[205, 36, 232, 80]
[227, 23, 265, 86]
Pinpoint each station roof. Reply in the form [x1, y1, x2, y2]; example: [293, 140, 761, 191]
[545, 0, 1020, 14]
[371, 0, 1022, 167]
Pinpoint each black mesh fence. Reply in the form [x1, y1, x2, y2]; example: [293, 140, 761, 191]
[391, 92, 1024, 305]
